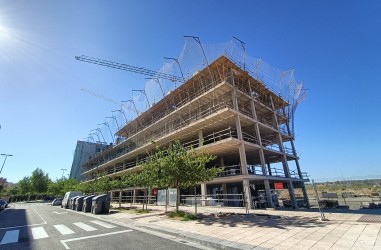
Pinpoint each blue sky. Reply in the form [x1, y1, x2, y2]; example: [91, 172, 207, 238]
[0, 1, 380, 183]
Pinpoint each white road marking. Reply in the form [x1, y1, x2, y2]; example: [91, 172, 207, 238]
[31, 227, 49, 239]
[53, 212, 68, 215]
[73, 222, 97, 232]
[31, 206, 47, 224]
[54, 224, 75, 235]
[90, 220, 116, 229]
[60, 230, 133, 249]
[0, 230, 19, 245]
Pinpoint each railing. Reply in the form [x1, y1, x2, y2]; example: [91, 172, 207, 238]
[247, 165, 263, 175]
[217, 164, 242, 177]
[123, 77, 226, 138]
[262, 139, 280, 151]
[84, 128, 238, 179]
[270, 167, 285, 177]
[238, 106, 253, 118]
[242, 131, 257, 144]
[83, 99, 233, 171]
[180, 193, 245, 208]
[257, 115, 275, 128]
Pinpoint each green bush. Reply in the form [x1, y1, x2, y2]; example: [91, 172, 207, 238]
[168, 210, 197, 221]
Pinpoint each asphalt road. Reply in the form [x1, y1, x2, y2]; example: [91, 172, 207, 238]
[0, 202, 207, 250]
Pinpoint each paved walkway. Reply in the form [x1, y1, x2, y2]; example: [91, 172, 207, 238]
[97, 203, 381, 250]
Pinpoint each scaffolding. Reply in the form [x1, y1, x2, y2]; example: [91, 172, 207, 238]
[80, 39, 309, 209]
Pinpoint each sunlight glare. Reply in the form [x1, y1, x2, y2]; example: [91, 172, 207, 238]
[0, 23, 11, 40]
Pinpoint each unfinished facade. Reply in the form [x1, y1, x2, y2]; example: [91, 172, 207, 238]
[82, 55, 309, 209]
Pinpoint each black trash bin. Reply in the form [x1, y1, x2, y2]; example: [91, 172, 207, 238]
[75, 196, 85, 211]
[91, 194, 111, 214]
[70, 196, 81, 210]
[83, 195, 95, 212]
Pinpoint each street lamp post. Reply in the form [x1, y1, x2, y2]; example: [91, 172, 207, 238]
[61, 168, 67, 179]
[0, 154, 13, 175]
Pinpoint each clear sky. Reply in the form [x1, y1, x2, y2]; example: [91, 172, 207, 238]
[0, 1, 380, 183]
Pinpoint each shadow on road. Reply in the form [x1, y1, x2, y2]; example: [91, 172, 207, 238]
[195, 213, 327, 230]
[0, 206, 32, 248]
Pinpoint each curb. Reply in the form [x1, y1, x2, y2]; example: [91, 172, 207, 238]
[136, 224, 264, 250]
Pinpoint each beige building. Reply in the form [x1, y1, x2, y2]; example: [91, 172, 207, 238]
[82, 55, 309, 209]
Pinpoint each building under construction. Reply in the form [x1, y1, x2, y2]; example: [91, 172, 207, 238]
[80, 39, 309, 209]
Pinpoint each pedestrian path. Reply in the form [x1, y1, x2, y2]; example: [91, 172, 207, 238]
[0, 220, 120, 246]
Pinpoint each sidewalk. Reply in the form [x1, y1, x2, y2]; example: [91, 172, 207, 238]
[96, 203, 381, 250]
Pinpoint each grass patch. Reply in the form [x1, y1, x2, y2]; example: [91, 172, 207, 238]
[168, 210, 198, 221]
[110, 206, 151, 214]
[135, 209, 150, 214]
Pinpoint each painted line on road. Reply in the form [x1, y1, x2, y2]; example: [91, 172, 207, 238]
[54, 224, 75, 235]
[60, 229, 133, 249]
[53, 211, 68, 215]
[73, 222, 97, 232]
[31, 206, 47, 224]
[0, 230, 19, 245]
[31, 227, 49, 240]
[90, 220, 116, 229]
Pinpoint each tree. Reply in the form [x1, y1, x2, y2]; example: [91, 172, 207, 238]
[0, 177, 7, 194]
[96, 174, 113, 194]
[111, 174, 135, 208]
[141, 140, 221, 212]
[18, 177, 32, 196]
[30, 168, 50, 194]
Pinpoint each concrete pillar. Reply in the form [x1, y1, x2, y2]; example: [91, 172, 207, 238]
[269, 95, 298, 209]
[222, 183, 227, 206]
[243, 179, 252, 209]
[201, 183, 207, 206]
[133, 189, 136, 204]
[219, 157, 225, 167]
[235, 115, 248, 175]
[119, 190, 122, 206]
[282, 106, 310, 208]
[249, 86, 268, 176]
[288, 180, 298, 209]
[264, 180, 274, 208]
[198, 130, 204, 147]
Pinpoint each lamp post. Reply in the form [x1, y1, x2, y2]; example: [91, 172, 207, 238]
[0, 154, 13, 175]
[60, 168, 67, 179]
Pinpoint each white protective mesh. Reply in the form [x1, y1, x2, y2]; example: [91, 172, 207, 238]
[129, 38, 306, 135]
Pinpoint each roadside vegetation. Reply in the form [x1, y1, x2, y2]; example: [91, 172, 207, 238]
[0, 140, 221, 218]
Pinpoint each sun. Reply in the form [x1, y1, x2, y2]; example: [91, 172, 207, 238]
[0, 23, 11, 40]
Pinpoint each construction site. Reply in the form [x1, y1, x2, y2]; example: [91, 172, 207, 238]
[77, 37, 309, 209]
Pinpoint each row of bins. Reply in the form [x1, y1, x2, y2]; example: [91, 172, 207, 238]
[69, 194, 110, 214]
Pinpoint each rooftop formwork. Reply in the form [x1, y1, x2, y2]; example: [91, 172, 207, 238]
[81, 39, 309, 209]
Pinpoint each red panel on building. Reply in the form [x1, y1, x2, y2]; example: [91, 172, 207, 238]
[274, 182, 284, 190]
